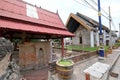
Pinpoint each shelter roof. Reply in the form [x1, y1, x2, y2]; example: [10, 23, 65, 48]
[0, 0, 74, 38]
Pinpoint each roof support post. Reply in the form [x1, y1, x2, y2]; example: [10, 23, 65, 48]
[0, 31, 4, 37]
[61, 37, 64, 58]
[9, 33, 13, 42]
[21, 32, 26, 43]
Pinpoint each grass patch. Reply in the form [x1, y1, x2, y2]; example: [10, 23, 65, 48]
[65, 45, 109, 52]
[65, 45, 97, 52]
[114, 42, 120, 46]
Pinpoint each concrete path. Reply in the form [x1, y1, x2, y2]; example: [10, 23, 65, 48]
[22, 68, 48, 80]
[50, 47, 120, 80]
[72, 47, 120, 80]
[23, 47, 120, 80]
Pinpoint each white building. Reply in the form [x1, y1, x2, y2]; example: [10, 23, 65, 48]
[66, 13, 111, 47]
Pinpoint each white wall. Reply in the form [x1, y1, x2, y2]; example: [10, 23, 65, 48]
[90, 31, 94, 47]
[72, 25, 91, 46]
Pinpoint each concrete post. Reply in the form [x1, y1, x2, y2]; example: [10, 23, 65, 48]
[90, 31, 94, 47]
[103, 30, 106, 46]
[96, 30, 99, 46]
[50, 39, 53, 62]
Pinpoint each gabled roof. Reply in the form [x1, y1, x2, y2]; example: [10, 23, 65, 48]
[76, 13, 109, 31]
[0, 0, 74, 38]
[66, 13, 92, 33]
[66, 12, 110, 33]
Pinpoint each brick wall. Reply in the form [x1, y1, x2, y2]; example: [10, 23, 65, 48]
[19, 42, 50, 70]
[67, 51, 97, 63]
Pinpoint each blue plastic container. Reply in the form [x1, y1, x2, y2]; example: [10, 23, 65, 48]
[99, 49, 104, 57]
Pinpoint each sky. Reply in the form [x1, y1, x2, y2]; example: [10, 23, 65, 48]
[23, 0, 120, 34]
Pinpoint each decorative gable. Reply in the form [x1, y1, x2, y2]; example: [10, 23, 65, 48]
[26, 4, 39, 19]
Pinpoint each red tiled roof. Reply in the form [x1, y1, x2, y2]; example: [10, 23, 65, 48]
[0, 0, 74, 37]
[0, 19, 74, 36]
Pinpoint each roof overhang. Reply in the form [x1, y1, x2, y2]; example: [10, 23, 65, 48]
[0, 18, 74, 39]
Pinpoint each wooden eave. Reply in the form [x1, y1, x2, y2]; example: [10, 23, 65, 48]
[66, 13, 92, 31]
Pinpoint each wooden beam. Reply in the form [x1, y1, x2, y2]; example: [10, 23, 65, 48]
[85, 73, 90, 80]
[61, 37, 64, 57]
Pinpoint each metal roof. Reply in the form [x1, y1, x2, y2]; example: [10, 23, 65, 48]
[0, 0, 74, 37]
[0, 19, 74, 37]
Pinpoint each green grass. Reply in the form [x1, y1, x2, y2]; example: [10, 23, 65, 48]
[65, 45, 109, 52]
[114, 42, 120, 46]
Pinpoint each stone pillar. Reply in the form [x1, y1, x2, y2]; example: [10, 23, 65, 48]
[90, 31, 94, 47]
[50, 40, 53, 62]
[96, 31, 99, 46]
[103, 30, 106, 46]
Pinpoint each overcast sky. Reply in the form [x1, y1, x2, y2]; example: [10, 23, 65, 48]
[23, 0, 120, 32]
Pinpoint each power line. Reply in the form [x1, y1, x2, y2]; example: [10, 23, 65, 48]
[73, 0, 117, 30]
[84, 0, 98, 11]
[90, 0, 109, 15]
[83, 0, 109, 20]
[74, 0, 93, 9]
[74, 0, 105, 19]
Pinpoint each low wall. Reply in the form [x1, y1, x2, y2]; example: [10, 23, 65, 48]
[66, 51, 98, 63]
[49, 51, 98, 74]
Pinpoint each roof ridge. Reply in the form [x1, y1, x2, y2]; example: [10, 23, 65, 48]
[3, 0, 58, 15]
[76, 12, 109, 31]
[17, 0, 58, 15]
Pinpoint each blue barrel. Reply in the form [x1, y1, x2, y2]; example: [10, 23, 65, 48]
[99, 49, 104, 57]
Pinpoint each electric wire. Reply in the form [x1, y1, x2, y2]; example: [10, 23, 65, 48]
[74, 0, 117, 30]
[90, 0, 117, 30]
[83, 0, 109, 20]
[74, 0, 93, 9]
[90, 0, 109, 15]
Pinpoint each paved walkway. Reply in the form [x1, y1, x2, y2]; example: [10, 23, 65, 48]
[73, 47, 120, 80]
[22, 47, 120, 80]
[50, 47, 120, 80]
[22, 68, 48, 80]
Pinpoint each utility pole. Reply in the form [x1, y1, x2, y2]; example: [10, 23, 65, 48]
[119, 23, 120, 38]
[98, 0, 104, 57]
[109, 6, 112, 49]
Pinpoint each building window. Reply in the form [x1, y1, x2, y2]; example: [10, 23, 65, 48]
[79, 37, 82, 44]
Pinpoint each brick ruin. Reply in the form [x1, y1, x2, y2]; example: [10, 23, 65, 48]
[19, 42, 50, 70]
